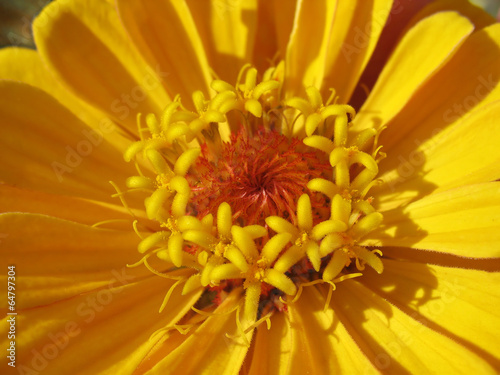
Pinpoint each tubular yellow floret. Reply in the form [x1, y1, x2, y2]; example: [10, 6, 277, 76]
[265, 216, 299, 237]
[126, 176, 155, 190]
[168, 233, 184, 267]
[211, 263, 243, 283]
[323, 250, 349, 282]
[311, 220, 347, 241]
[217, 202, 233, 239]
[253, 80, 280, 99]
[351, 151, 379, 174]
[306, 86, 323, 109]
[138, 231, 170, 254]
[297, 194, 313, 231]
[243, 225, 267, 239]
[224, 246, 250, 273]
[305, 241, 321, 271]
[319, 233, 344, 257]
[264, 269, 297, 296]
[231, 226, 259, 260]
[349, 212, 383, 239]
[182, 274, 202, 295]
[145, 188, 171, 220]
[331, 194, 352, 225]
[261, 233, 293, 265]
[273, 245, 303, 273]
[307, 178, 338, 198]
[303, 135, 335, 154]
[174, 148, 201, 176]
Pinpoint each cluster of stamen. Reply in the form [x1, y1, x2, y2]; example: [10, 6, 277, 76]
[120, 64, 385, 331]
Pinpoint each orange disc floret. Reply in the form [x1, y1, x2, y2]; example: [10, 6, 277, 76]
[187, 126, 331, 227]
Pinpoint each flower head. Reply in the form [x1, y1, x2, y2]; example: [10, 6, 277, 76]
[1, 0, 500, 374]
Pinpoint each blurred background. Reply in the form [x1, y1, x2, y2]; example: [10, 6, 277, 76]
[0, 0, 52, 49]
[0, 0, 499, 49]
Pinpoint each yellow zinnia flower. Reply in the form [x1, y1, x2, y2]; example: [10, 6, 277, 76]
[1, 0, 500, 374]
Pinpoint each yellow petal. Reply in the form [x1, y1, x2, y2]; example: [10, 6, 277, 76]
[0, 80, 138, 206]
[283, 0, 337, 96]
[332, 280, 497, 374]
[322, 0, 393, 102]
[0, 213, 150, 310]
[251, 0, 297, 72]
[376, 23, 500, 156]
[148, 289, 252, 375]
[116, 0, 213, 99]
[33, 0, 169, 132]
[407, 0, 495, 32]
[247, 313, 292, 375]
[361, 258, 500, 363]
[368, 182, 500, 258]
[186, 0, 258, 83]
[0, 184, 142, 229]
[286, 286, 376, 374]
[353, 11, 474, 130]
[0, 47, 110, 131]
[1, 272, 200, 374]
[377, 94, 500, 210]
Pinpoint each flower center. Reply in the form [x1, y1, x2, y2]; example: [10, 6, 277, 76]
[120, 64, 386, 328]
[187, 126, 331, 227]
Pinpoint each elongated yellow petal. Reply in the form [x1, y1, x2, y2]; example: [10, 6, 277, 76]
[354, 11, 474, 130]
[379, 101, 500, 209]
[116, 0, 213, 99]
[33, 0, 169, 131]
[0, 213, 149, 309]
[0, 184, 138, 229]
[333, 280, 498, 374]
[322, 0, 393, 102]
[148, 289, 251, 375]
[369, 182, 500, 258]
[284, 0, 337, 95]
[287, 287, 376, 373]
[186, 0, 258, 82]
[0, 81, 136, 206]
[247, 313, 292, 375]
[361, 258, 500, 362]
[2, 274, 200, 374]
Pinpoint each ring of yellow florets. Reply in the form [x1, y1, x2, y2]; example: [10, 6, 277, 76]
[120, 63, 385, 326]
